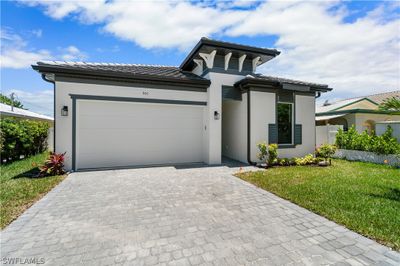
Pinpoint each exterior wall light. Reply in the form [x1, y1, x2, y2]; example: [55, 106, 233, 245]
[214, 111, 220, 120]
[61, 106, 68, 116]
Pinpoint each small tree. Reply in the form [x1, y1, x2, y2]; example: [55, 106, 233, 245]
[316, 144, 337, 165]
[378, 96, 400, 112]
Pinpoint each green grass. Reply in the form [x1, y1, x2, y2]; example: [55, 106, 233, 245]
[0, 152, 66, 229]
[236, 159, 400, 250]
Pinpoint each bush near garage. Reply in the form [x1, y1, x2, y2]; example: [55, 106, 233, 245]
[0, 118, 49, 163]
[335, 126, 400, 155]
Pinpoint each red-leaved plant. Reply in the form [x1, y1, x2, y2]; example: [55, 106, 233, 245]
[39, 152, 66, 177]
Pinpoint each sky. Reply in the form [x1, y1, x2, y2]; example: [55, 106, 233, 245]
[1, 0, 399, 116]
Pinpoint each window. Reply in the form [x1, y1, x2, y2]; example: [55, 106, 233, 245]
[277, 102, 293, 144]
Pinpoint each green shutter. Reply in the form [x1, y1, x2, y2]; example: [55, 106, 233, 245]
[294, 124, 302, 145]
[268, 124, 278, 144]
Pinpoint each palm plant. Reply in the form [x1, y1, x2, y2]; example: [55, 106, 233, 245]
[378, 96, 400, 112]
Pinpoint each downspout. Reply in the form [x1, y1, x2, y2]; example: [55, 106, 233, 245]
[242, 85, 257, 166]
[315, 91, 321, 98]
[41, 74, 56, 152]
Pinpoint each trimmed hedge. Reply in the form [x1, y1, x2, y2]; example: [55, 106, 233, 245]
[0, 118, 50, 163]
[335, 125, 400, 155]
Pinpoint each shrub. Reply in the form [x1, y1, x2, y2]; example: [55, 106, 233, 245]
[277, 158, 291, 166]
[39, 152, 65, 177]
[267, 144, 278, 166]
[0, 118, 50, 163]
[257, 142, 268, 162]
[335, 125, 400, 155]
[294, 154, 316, 166]
[257, 142, 278, 166]
[316, 144, 337, 163]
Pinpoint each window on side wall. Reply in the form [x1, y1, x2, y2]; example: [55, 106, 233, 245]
[277, 91, 294, 145]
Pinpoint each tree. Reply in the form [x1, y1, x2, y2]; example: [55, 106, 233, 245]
[0, 93, 24, 109]
[378, 96, 400, 112]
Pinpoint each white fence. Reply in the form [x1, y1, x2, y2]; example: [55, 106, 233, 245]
[316, 125, 343, 147]
[334, 149, 399, 167]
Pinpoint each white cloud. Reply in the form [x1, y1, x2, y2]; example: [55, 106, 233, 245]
[60, 45, 87, 61]
[18, 0, 400, 99]
[5, 89, 54, 116]
[1, 49, 52, 69]
[0, 28, 88, 68]
[226, 1, 400, 99]
[23, 0, 247, 50]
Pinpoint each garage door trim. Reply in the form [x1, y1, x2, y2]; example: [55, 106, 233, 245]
[70, 94, 207, 171]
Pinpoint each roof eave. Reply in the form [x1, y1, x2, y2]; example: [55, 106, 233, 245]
[234, 78, 332, 93]
[32, 65, 211, 88]
[179, 38, 281, 70]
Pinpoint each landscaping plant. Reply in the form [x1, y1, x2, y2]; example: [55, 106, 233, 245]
[267, 143, 278, 166]
[256, 142, 278, 167]
[335, 125, 400, 155]
[0, 118, 50, 163]
[39, 152, 66, 177]
[316, 144, 337, 165]
[294, 154, 317, 166]
[378, 96, 400, 112]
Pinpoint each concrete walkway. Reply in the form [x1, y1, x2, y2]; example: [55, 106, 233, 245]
[1, 165, 399, 265]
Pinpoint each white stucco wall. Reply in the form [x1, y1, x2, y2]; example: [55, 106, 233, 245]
[222, 94, 247, 163]
[202, 72, 245, 164]
[249, 91, 276, 162]
[55, 78, 208, 170]
[279, 94, 316, 158]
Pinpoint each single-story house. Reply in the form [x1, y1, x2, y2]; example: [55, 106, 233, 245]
[0, 102, 54, 151]
[32, 38, 331, 171]
[316, 91, 400, 133]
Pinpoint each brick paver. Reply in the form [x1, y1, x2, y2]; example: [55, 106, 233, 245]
[1, 164, 399, 265]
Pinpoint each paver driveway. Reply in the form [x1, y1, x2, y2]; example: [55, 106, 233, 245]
[1, 164, 399, 266]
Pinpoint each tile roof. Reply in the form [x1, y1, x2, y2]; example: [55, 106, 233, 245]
[34, 61, 209, 83]
[363, 90, 400, 104]
[249, 74, 330, 89]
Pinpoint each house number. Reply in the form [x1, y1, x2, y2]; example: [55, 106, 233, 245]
[142, 91, 149, 95]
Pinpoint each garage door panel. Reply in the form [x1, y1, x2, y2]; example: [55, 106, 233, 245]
[76, 100, 204, 170]
[79, 116, 203, 130]
[78, 128, 202, 152]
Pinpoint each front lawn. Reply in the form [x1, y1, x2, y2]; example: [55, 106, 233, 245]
[236, 159, 400, 250]
[0, 152, 66, 229]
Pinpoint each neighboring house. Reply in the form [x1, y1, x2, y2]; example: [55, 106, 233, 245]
[32, 38, 331, 171]
[316, 91, 400, 133]
[0, 103, 54, 151]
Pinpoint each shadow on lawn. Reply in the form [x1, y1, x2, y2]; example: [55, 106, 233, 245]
[369, 187, 400, 202]
[12, 167, 42, 179]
